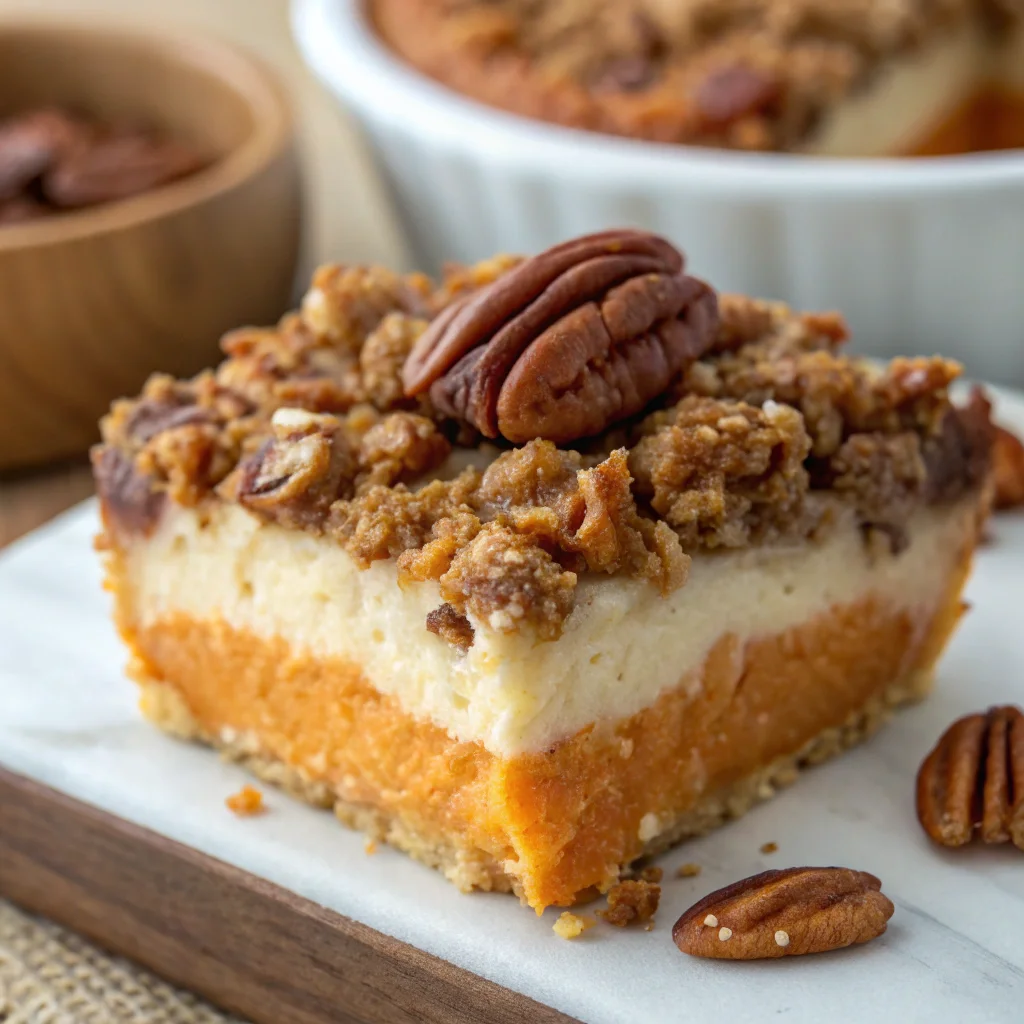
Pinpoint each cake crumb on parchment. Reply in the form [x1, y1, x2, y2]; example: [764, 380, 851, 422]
[598, 879, 661, 927]
[226, 785, 265, 816]
[553, 912, 596, 940]
[677, 863, 702, 878]
[760, 841, 779, 854]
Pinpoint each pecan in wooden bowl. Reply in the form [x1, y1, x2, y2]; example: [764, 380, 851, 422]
[0, 19, 300, 470]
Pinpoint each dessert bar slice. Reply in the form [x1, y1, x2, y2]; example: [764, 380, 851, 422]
[94, 230, 992, 911]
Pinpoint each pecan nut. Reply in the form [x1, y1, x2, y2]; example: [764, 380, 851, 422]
[916, 705, 1024, 850]
[0, 108, 86, 200]
[92, 445, 166, 537]
[44, 130, 206, 208]
[234, 409, 353, 528]
[992, 426, 1024, 510]
[402, 230, 719, 444]
[672, 867, 894, 960]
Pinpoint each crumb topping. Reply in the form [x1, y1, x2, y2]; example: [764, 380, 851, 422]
[598, 878, 661, 926]
[94, 257, 992, 645]
[425, 602, 476, 651]
[372, 0, 1020, 150]
[225, 785, 265, 816]
[629, 395, 812, 549]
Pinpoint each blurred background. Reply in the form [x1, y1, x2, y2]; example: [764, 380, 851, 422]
[1, 0, 1022, 534]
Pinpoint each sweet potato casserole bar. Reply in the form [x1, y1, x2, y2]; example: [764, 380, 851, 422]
[94, 230, 992, 911]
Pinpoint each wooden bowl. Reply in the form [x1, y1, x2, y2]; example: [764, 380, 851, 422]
[0, 19, 301, 470]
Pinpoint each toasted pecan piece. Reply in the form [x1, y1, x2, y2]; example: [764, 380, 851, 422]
[992, 426, 1024, 510]
[672, 867, 893, 959]
[598, 879, 661, 927]
[916, 705, 1024, 850]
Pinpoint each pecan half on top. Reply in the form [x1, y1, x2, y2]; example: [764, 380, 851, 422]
[916, 705, 1024, 851]
[402, 230, 719, 444]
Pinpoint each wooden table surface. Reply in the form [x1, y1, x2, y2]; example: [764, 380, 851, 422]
[0, 461, 95, 549]
[0, 0, 407, 550]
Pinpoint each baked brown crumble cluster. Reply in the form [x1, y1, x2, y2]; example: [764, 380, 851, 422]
[94, 234, 992, 644]
[371, 0, 1022, 150]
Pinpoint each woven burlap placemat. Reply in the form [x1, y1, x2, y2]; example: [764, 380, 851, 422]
[0, 898, 242, 1024]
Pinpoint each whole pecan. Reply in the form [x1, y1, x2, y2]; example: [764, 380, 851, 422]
[44, 129, 206, 208]
[672, 867, 894, 960]
[0, 108, 88, 200]
[916, 705, 1024, 850]
[402, 230, 719, 444]
[0, 108, 89, 200]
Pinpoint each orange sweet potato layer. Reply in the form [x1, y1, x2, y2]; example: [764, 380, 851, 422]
[111, 526, 972, 910]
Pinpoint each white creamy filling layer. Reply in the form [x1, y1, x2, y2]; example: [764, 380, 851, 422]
[804, 25, 1024, 157]
[124, 501, 972, 756]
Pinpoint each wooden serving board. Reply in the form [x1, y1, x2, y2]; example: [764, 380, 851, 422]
[0, 768, 573, 1024]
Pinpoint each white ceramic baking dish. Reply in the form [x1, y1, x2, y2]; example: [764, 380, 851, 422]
[293, 0, 1024, 383]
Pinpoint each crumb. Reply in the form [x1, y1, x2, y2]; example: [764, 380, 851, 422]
[553, 911, 596, 940]
[760, 841, 778, 855]
[425, 602, 475, 651]
[677, 862, 702, 878]
[225, 785, 264, 816]
[637, 866, 663, 883]
[365, 839, 379, 855]
[597, 879, 660, 927]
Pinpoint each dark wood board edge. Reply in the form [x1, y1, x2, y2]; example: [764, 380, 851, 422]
[0, 767, 578, 1024]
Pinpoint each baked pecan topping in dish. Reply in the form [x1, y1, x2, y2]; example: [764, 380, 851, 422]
[916, 705, 1024, 851]
[373, 0, 1024, 152]
[403, 230, 718, 444]
[374, 0, 1024, 152]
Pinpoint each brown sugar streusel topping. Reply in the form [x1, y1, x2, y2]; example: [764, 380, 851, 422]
[94, 237, 992, 646]
[598, 878, 661, 927]
[371, 0, 1021, 151]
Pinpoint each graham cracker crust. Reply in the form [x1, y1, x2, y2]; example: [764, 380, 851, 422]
[138, 668, 934, 903]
